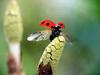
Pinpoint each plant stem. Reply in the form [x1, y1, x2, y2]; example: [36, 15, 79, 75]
[36, 36, 65, 75]
[7, 43, 24, 75]
[4, 0, 24, 74]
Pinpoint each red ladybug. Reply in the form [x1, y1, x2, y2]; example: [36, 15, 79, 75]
[27, 19, 70, 42]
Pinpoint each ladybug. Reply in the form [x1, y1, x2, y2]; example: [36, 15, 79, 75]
[27, 19, 66, 41]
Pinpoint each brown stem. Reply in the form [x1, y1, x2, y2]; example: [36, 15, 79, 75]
[36, 62, 52, 75]
[7, 43, 25, 75]
[7, 53, 23, 75]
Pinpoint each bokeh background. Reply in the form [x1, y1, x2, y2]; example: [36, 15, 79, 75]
[0, 0, 100, 75]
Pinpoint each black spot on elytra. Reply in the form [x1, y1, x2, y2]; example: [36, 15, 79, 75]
[60, 24, 63, 26]
[41, 21, 45, 24]
[51, 26, 54, 28]
[46, 23, 50, 26]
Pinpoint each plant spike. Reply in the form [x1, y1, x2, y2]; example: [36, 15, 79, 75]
[4, 0, 24, 75]
[36, 36, 65, 75]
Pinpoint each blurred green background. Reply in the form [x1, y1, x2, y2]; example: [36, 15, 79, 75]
[0, 0, 100, 75]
